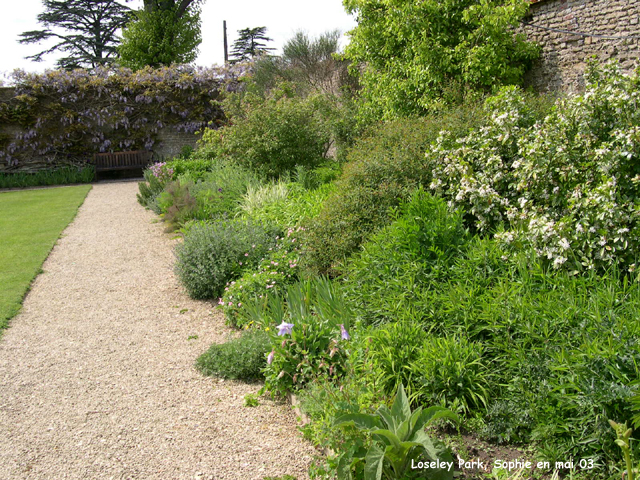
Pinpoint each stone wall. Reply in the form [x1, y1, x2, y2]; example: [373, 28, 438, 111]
[0, 86, 210, 173]
[522, 0, 640, 93]
[154, 128, 201, 160]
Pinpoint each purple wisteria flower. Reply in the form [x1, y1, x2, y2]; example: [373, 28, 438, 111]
[267, 350, 275, 365]
[277, 321, 294, 336]
[340, 324, 350, 341]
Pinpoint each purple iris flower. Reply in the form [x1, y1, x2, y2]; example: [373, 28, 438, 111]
[340, 324, 350, 341]
[277, 321, 294, 336]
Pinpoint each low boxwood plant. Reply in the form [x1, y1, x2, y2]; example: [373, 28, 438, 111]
[196, 329, 270, 381]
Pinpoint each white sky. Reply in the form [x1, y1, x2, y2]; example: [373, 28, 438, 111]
[0, 0, 357, 79]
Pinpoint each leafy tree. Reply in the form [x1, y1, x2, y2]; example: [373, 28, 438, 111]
[343, 0, 540, 120]
[141, 0, 198, 16]
[18, 0, 132, 70]
[230, 27, 275, 64]
[117, 0, 202, 69]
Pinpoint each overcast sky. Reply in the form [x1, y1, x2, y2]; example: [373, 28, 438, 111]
[0, 0, 357, 80]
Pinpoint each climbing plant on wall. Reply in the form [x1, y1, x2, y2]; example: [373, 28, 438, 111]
[0, 63, 250, 169]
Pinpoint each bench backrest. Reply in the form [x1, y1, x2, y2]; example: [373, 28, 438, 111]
[92, 150, 153, 170]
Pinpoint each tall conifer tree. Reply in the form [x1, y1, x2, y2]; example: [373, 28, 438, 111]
[230, 27, 275, 64]
[19, 0, 132, 70]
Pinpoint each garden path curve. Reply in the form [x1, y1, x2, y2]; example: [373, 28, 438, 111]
[0, 181, 315, 480]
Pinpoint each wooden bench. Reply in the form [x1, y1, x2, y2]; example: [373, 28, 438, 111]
[91, 150, 153, 179]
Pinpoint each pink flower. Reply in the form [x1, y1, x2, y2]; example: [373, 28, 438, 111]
[267, 350, 275, 364]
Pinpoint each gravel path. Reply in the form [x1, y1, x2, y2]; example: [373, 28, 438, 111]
[0, 181, 316, 480]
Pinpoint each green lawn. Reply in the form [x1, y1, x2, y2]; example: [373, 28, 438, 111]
[0, 185, 91, 333]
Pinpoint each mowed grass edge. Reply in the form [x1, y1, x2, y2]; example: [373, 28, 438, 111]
[0, 185, 92, 335]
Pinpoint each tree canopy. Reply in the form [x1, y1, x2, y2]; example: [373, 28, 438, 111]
[142, 0, 197, 17]
[343, 0, 540, 120]
[117, 0, 202, 69]
[230, 27, 275, 64]
[18, 0, 132, 70]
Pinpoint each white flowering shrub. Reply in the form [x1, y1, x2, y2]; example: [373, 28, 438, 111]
[427, 61, 640, 273]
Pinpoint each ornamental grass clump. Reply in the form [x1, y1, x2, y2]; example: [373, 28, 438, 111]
[239, 181, 334, 229]
[175, 219, 277, 299]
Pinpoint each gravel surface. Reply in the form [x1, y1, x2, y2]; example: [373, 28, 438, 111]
[0, 181, 316, 480]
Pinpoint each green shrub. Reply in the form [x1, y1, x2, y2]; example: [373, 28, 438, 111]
[0, 165, 94, 189]
[165, 155, 218, 181]
[439, 260, 639, 465]
[343, 190, 468, 325]
[175, 219, 277, 299]
[304, 104, 482, 276]
[196, 329, 271, 380]
[222, 226, 304, 328]
[427, 61, 640, 273]
[201, 87, 333, 178]
[344, 204, 639, 466]
[153, 161, 259, 231]
[187, 162, 259, 218]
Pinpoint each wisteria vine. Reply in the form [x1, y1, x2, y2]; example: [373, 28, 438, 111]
[0, 63, 251, 169]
